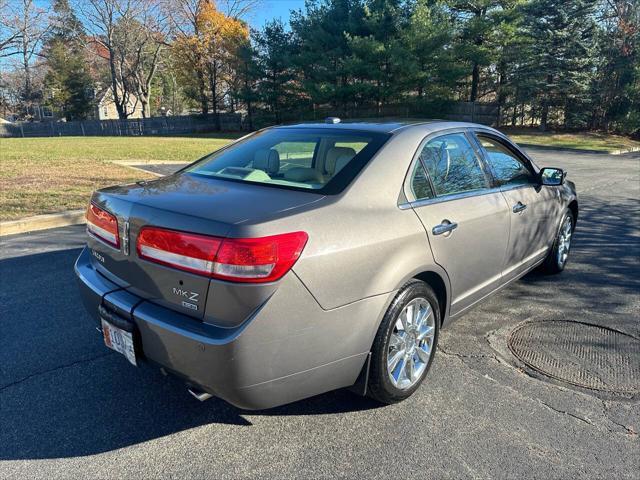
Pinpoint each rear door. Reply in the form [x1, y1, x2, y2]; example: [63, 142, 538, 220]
[407, 131, 511, 316]
[472, 132, 557, 281]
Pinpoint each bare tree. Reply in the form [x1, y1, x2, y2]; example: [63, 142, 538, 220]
[18, 0, 48, 105]
[80, 0, 167, 118]
[1, 0, 49, 118]
[122, 1, 169, 117]
[0, 0, 23, 58]
[219, 0, 260, 19]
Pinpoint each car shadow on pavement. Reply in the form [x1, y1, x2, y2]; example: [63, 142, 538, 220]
[500, 197, 639, 324]
[0, 249, 380, 461]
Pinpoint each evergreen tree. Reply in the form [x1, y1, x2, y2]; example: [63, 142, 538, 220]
[401, 0, 463, 106]
[47, 0, 85, 46]
[446, 0, 520, 102]
[43, 0, 94, 120]
[589, 0, 639, 134]
[254, 20, 298, 123]
[290, 0, 366, 110]
[234, 39, 261, 129]
[343, 0, 407, 110]
[516, 0, 599, 129]
[44, 42, 95, 120]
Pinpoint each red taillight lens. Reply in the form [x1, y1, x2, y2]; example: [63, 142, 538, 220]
[136, 228, 308, 283]
[86, 203, 120, 248]
[213, 232, 308, 283]
[137, 227, 222, 276]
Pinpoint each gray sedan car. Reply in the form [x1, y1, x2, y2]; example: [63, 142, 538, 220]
[75, 120, 578, 409]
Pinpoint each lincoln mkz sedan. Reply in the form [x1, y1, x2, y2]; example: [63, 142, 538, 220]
[75, 120, 577, 409]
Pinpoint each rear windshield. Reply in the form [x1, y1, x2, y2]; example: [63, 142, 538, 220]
[186, 128, 390, 194]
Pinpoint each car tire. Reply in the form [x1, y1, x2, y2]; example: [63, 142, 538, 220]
[367, 280, 440, 404]
[540, 209, 575, 274]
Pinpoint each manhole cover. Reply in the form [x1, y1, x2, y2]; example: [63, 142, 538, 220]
[508, 321, 640, 395]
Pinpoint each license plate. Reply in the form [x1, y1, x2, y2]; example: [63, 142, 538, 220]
[101, 319, 137, 366]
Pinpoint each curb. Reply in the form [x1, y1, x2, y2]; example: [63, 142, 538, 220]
[111, 160, 192, 166]
[112, 160, 190, 177]
[520, 143, 640, 155]
[0, 209, 85, 236]
[0, 162, 187, 237]
[611, 146, 640, 156]
[122, 165, 164, 177]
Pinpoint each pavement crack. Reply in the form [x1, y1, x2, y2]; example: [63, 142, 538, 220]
[601, 399, 638, 437]
[539, 400, 594, 426]
[0, 352, 112, 393]
[437, 345, 500, 362]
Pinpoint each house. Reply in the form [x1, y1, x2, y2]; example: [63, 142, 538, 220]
[93, 85, 144, 120]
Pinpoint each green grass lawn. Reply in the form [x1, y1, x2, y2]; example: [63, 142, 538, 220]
[1, 130, 637, 222]
[0, 134, 241, 221]
[504, 129, 640, 153]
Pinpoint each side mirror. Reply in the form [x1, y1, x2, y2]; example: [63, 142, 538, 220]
[540, 167, 565, 186]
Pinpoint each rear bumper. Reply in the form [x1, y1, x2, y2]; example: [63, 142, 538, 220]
[75, 247, 392, 409]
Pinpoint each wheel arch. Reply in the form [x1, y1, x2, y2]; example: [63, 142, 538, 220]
[412, 270, 449, 327]
[568, 199, 578, 230]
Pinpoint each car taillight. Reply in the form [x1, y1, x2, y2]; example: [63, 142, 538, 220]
[213, 232, 308, 283]
[86, 203, 120, 248]
[137, 227, 222, 276]
[137, 227, 308, 283]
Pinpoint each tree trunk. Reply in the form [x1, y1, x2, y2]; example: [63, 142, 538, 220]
[540, 73, 553, 131]
[140, 97, 150, 118]
[470, 61, 479, 102]
[246, 99, 253, 131]
[209, 64, 221, 130]
[107, 46, 126, 119]
[540, 101, 549, 131]
[197, 70, 208, 114]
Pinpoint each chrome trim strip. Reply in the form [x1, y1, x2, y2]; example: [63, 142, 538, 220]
[122, 221, 130, 256]
[399, 182, 539, 210]
[403, 187, 504, 209]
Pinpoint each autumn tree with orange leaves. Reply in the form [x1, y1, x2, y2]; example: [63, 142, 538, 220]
[171, 0, 248, 120]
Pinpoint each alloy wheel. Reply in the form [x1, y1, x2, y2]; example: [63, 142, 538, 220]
[557, 216, 573, 268]
[386, 297, 436, 390]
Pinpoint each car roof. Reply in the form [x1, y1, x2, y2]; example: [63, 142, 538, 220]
[272, 119, 496, 134]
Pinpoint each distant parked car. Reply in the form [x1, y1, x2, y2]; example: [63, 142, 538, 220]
[75, 119, 578, 408]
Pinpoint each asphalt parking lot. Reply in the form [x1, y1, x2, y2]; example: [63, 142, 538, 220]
[1, 147, 638, 479]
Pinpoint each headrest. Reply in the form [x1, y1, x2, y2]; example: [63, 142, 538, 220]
[325, 147, 356, 175]
[254, 149, 280, 175]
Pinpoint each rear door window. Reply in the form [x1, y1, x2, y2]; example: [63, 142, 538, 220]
[409, 161, 434, 200]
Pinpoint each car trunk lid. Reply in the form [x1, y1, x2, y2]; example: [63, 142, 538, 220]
[87, 174, 323, 319]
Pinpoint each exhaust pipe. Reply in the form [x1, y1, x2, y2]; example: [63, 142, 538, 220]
[188, 387, 213, 402]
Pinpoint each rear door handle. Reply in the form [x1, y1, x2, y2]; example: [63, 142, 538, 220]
[512, 202, 527, 213]
[432, 221, 458, 235]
